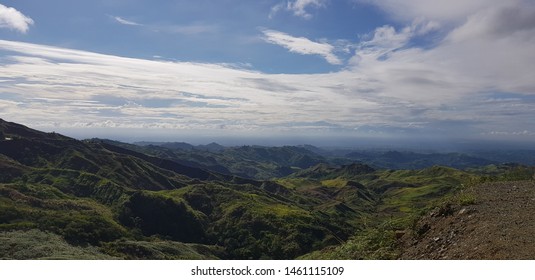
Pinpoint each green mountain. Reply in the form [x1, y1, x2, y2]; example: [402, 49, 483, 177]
[334, 150, 497, 170]
[0, 119, 358, 259]
[111, 140, 331, 180]
[127, 141, 523, 179]
[1, 119, 533, 260]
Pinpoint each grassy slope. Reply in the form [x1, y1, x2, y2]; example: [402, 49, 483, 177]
[1, 119, 533, 260]
[0, 121, 354, 259]
[299, 164, 534, 259]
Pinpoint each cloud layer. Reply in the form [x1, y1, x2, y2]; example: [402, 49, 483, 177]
[0, 1, 534, 142]
[0, 4, 34, 33]
[356, 0, 508, 22]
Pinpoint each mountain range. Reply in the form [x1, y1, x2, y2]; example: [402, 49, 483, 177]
[0, 119, 533, 259]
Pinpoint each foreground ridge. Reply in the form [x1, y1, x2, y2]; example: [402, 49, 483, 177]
[401, 180, 535, 259]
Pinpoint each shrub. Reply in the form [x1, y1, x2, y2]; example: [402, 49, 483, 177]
[0, 229, 114, 259]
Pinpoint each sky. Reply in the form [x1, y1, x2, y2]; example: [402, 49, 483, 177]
[0, 0, 534, 147]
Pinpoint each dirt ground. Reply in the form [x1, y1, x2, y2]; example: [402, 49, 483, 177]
[400, 180, 535, 259]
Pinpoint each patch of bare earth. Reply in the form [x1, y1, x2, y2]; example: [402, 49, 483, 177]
[400, 180, 535, 259]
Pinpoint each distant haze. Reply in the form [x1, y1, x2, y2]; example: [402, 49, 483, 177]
[41, 126, 534, 152]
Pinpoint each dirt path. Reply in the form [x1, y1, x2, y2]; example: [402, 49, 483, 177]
[401, 180, 535, 259]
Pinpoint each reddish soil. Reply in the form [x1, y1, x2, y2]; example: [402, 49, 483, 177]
[400, 180, 535, 259]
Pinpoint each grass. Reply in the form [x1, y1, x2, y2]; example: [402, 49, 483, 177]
[458, 192, 476, 206]
[299, 225, 399, 260]
[102, 239, 223, 260]
[456, 177, 480, 206]
[0, 229, 114, 259]
[0, 182, 129, 245]
[321, 178, 348, 188]
[275, 178, 319, 190]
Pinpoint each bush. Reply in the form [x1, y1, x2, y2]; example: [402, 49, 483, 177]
[0, 229, 114, 259]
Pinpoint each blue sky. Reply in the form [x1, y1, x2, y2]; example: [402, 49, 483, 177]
[0, 0, 388, 73]
[1, 0, 535, 146]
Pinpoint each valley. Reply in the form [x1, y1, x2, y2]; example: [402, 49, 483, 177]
[0, 119, 533, 260]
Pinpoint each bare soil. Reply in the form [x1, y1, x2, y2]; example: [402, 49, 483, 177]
[400, 180, 535, 259]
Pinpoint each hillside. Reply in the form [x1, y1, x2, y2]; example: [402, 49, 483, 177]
[339, 150, 498, 170]
[111, 140, 331, 180]
[1, 119, 534, 260]
[128, 142, 533, 180]
[400, 180, 535, 259]
[0, 119, 365, 259]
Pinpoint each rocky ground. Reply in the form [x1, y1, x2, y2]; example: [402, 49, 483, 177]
[400, 180, 535, 259]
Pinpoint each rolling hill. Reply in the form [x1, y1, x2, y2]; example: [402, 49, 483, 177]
[0, 119, 357, 259]
[1, 118, 533, 260]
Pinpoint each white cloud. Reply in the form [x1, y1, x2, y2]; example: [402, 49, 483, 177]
[447, 3, 535, 42]
[268, 3, 285, 19]
[0, 4, 34, 33]
[270, 0, 327, 19]
[349, 1, 535, 102]
[0, 39, 384, 136]
[360, 25, 411, 51]
[262, 29, 342, 65]
[287, 0, 327, 19]
[1, 0, 535, 142]
[113, 16, 143, 26]
[355, 0, 509, 23]
[110, 15, 215, 35]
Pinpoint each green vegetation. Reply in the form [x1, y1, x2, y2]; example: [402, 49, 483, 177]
[106, 140, 329, 180]
[300, 224, 399, 260]
[101, 239, 223, 260]
[161, 183, 346, 259]
[1, 119, 533, 260]
[0, 229, 114, 260]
